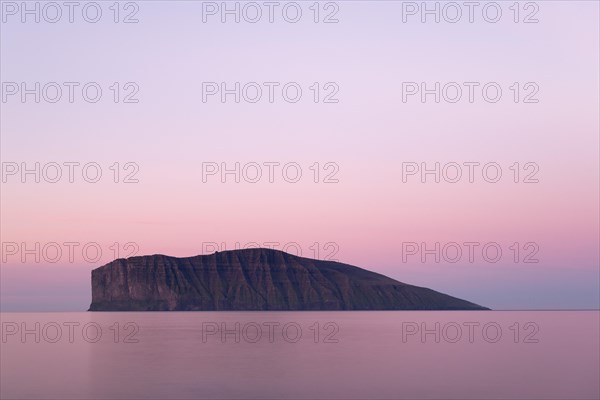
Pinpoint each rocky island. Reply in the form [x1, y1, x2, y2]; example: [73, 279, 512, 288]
[89, 248, 488, 311]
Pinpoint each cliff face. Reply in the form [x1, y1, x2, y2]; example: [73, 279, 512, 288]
[89, 248, 488, 311]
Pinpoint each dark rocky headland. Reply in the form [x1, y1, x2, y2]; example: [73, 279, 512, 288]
[89, 248, 488, 311]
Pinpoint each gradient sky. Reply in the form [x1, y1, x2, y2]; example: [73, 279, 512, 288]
[1, 1, 598, 310]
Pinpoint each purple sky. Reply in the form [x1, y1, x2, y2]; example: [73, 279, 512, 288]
[1, 1, 598, 310]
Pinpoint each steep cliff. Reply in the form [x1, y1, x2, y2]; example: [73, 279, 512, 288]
[89, 248, 488, 311]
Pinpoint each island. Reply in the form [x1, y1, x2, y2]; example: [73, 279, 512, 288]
[89, 248, 488, 311]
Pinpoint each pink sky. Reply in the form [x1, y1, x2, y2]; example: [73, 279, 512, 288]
[1, 1, 598, 310]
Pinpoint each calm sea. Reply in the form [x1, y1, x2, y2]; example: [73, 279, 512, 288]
[1, 311, 598, 399]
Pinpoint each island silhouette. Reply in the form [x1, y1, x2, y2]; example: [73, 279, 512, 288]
[89, 248, 488, 311]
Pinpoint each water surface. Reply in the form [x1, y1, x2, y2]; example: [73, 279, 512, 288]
[1, 311, 598, 399]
